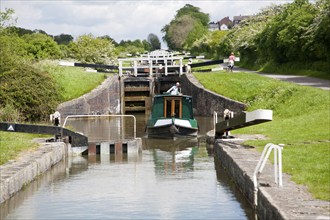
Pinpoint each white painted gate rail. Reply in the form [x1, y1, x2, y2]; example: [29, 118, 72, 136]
[253, 143, 284, 205]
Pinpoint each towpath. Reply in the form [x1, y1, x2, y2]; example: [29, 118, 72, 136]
[221, 64, 330, 90]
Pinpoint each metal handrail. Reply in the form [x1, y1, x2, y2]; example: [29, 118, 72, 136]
[62, 114, 136, 139]
[253, 143, 284, 206]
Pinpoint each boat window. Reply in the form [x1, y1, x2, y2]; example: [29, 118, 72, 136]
[164, 97, 182, 118]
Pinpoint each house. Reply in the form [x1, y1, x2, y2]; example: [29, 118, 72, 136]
[208, 21, 218, 31]
[233, 15, 251, 26]
[209, 15, 251, 31]
[218, 16, 232, 30]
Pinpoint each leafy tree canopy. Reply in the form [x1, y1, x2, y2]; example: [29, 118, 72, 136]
[190, 30, 228, 58]
[208, 0, 329, 72]
[162, 4, 209, 51]
[0, 20, 61, 121]
[0, 63, 61, 121]
[175, 4, 210, 26]
[7, 26, 34, 36]
[0, 8, 16, 31]
[147, 33, 161, 50]
[69, 33, 116, 64]
[258, 0, 318, 63]
[54, 34, 74, 45]
[99, 35, 118, 46]
[116, 39, 152, 56]
[22, 33, 62, 60]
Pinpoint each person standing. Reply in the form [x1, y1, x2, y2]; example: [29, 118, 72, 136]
[227, 52, 236, 72]
[166, 82, 181, 95]
[50, 111, 61, 126]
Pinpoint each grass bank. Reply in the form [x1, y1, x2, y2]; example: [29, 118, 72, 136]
[194, 71, 330, 201]
[1, 61, 109, 165]
[36, 61, 108, 102]
[240, 61, 330, 80]
[0, 132, 43, 165]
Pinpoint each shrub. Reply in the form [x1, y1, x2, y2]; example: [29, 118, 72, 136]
[0, 63, 61, 121]
[0, 104, 23, 122]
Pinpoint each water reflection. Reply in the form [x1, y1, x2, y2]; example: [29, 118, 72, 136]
[66, 116, 140, 141]
[145, 138, 198, 179]
[215, 157, 256, 219]
[0, 115, 253, 220]
[0, 159, 68, 219]
[64, 115, 213, 141]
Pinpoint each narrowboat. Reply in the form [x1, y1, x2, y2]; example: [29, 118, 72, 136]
[146, 94, 198, 138]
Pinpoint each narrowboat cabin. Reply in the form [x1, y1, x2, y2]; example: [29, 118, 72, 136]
[146, 94, 198, 138]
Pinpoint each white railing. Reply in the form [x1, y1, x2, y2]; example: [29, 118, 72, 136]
[62, 114, 136, 139]
[213, 111, 218, 136]
[253, 143, 284, 205]
[118, 57, 184, 77]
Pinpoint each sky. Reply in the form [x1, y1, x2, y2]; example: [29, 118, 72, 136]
[1, 0, 294, 47]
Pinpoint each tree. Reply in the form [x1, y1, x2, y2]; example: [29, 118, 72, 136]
[162, 4, 209, 51]
[99, 35, 118, 46]
[163, 15, 196, 50]
[258, 0, 318, 63]
[147, 33, 161, 50]
[0, 61, 61, 121]
[220, 5, 283, 64]
[54, 34, 74, 45]
[116, 39, 150, 56]
[191, 30, 228, 58]
[0, 8, 16, 30]
[0, 32, 61, 121]
[175, 4, 209, 26]
[22, 33, 62, 60]
[0, 8, 61, 121]
[0, 34, 31, 72]
[142, 39, 152, 51]
[33, 29, 48, 35]
[7, 26, 34, 36]
[303, 0, 330, 63]
[184, 20, 207, 49]
[69, 33, 116, 64]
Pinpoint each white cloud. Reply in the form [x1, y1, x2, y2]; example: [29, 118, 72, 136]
[1, 0, 293, 44]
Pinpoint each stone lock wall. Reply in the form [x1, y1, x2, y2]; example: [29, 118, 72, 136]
[57, 75, 121, 119]
[0, 142, 67, 204]
[180, 74, 247, 116]
[57, 73, 246, 119]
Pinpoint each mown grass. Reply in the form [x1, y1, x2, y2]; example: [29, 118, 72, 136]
[241, 61, 330, 80]
[0, 132, 46, 165]
[194, 71, 330, 201]
[37, 61, 108, 101]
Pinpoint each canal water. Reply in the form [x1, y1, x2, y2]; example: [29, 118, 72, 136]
[1, 115, 254, 220]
